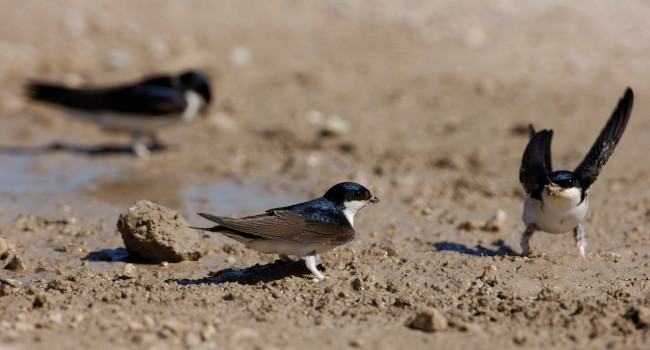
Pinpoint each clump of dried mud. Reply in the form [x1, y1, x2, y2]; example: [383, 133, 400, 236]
[117, 199, 203, 263]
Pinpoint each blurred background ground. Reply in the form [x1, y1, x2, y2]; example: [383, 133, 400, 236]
[1, 1, 650, 349]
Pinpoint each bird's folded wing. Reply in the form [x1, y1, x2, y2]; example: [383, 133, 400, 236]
[202, 211, 355, 246]
[574, 88, 633, 190]
[26, 77, 188, 116]
[103, 82, 188, 115]
[520, 129, 553, 195]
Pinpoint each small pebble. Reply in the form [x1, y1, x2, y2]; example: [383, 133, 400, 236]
[0, 284, 11, 297]
[306, 110, 325, 124]
[48, 312, 63, 324]
[5, 255, 26, 271]
[322, 115, 350, 136]
[229, 46, 252, 66]
[184, 332, 202, 347]
[482, 209, 507, 232]
[351, 278, 363, 291]
[105, 50, 131, 70]
[33, 294, 47, 308]
[407, 307, 448, 332]
[122, 264, 139, 279]
[143, 315, 155, 328]
[638, 307, 650, 328]
[627, 306, 650, 328]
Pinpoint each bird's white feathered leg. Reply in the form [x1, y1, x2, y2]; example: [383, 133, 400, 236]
[131, 132, 150, 158]
[573, 224, 586, 260]
[303, 252, 324, 281]
[521, 223, 537, 257]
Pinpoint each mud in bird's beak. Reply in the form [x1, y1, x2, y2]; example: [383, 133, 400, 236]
[369, 196, 380, 204]
[544, 182, 562, 197]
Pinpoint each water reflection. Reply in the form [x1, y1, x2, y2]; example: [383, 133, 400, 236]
[0, 152, 295, 217]
[0, 153, 121, 194]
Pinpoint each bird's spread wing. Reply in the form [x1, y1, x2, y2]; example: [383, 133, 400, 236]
[25, 76, 187, 116]
[197, 211, 355, 246]
[574, 88, 634, 190]
[520, 128, 554, 195]
[528, 124, 536, 140]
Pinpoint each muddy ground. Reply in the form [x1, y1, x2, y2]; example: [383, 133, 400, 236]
[1, 1, 650, 349]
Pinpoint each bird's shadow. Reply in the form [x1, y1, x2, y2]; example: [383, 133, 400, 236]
[432, 239, 519, 257]
[81, 248, 132, 262]
[0, 142, 171, 156]
[169, 259, 322, 286]
[81, 248, 196, 265]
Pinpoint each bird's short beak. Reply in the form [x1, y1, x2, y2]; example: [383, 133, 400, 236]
[369, 196, 380, 204]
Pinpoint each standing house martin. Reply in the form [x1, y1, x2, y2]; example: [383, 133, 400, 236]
[25, 71, 212, 158]
[193, 182, 379, 281]
[519, 88, 634, 259]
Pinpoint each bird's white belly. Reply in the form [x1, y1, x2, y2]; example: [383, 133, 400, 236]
[241, 238, 335, 257]
[67, 109, 180, 133]
[523, 194, 588, 233]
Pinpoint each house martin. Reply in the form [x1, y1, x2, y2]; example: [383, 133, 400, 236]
[25, 70, 212, 158]
[519, 88, 633, 259]
[193, 182, 379, 281]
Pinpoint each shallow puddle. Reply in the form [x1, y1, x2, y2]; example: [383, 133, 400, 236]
[0, 153, 295, 219]
[0, 154, 121, 194]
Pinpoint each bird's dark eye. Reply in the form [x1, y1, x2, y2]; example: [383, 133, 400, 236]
[353, 190, 362, 198]
[560, 178, 574, 187]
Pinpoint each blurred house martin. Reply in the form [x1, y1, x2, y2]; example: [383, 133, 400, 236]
[519, 88, 633, 259]
[25, 70, 212, 158]
[193, 182, 379, 281]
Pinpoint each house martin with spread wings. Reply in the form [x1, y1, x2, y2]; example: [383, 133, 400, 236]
[519, 88, 633, 259]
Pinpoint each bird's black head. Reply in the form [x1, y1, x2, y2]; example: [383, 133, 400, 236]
[548, 170, 581, 189]
[323, 182, 379, 205]
[180, 71, 212, 105]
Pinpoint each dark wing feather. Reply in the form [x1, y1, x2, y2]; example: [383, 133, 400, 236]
[520, 129, 554, 195]
[25, 75, 187, 115]
[528, 124, 536, 140]
[574, 88, 634, 190]
[103, 83, 187, 115]
[528, 124, 553, 172]
[25, 83, 114, 110]
[197, 211, 354, 246]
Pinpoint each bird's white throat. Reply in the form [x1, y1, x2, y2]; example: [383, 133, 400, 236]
[523, 185, 588, 233]
[543, 185, 582, 206]
[182, 90, 203, 121]
[342, 200, 368, 226]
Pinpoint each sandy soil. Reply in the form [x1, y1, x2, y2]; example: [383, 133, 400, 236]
[1, 1, 650, 349]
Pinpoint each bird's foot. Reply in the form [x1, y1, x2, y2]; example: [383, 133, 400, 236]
[574, 224, 587, 260]
[521, 224, 537, 257]
[132, 142, 150, 159]
[303, 253, 324, 281]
